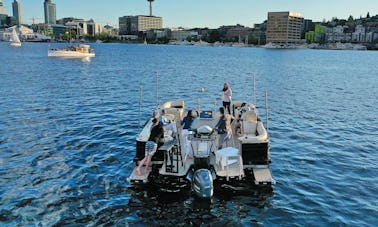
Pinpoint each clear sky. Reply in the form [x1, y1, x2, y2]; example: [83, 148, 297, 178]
[3, 0, 378, 28]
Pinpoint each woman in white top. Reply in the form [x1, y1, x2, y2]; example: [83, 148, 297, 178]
[221, 82, 232, 114]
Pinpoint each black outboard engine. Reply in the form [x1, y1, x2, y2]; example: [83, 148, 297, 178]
[193, 169, 213, 198]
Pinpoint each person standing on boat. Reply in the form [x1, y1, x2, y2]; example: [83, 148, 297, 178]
[221, 82, 232, 114]
[215, 107, 232, 149]
[136, 118, 164, 176]
[181, 110, 197, 157]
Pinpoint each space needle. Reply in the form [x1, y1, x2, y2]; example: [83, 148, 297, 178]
[147, 0, 154, 16]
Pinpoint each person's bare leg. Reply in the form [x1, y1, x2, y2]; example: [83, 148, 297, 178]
[145, 155, 153, 172]
[136, 157, 147, 176]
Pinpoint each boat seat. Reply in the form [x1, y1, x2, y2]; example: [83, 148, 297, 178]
[165, 108, 184, 129]
[242, 110, 257, 121]
[238, 122, 268, 143]
[242, 120, 257, 135]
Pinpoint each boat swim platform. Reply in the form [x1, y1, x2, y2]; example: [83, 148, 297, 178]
[252, 168, 276, 185]
[128, 167, 152, 183]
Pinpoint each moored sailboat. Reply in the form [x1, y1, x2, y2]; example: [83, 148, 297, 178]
[9, 27, 21, 47]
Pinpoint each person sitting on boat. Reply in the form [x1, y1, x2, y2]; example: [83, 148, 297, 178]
[215, 107, 232, 149]
[234, 105, 250, 135]
[160, 109, 177, 137]
[181, 110, 197, 130]
[136, 118, 164, 176]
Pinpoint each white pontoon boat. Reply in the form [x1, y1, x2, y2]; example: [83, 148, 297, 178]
[128, 98, 275, 198]
[48, 44, 95, 58]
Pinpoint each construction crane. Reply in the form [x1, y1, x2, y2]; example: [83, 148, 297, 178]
[30, 17, 42, 25]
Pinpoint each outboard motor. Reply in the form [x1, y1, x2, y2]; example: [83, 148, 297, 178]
[188, 125, 215, 198]
[193, 169, 213, 199]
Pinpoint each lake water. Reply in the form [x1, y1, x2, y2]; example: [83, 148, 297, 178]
[0, 42, 377, 226]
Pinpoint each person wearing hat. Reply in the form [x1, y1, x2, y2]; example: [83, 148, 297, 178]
[221, 82, 232, 114]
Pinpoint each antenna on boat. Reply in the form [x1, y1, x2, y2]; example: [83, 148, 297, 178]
[138, 84, 143, 133]
[265, 90, 269, 133]
[155, 71, 159, 111]
[254, 74, 257, 106]
[197, 98, 201, 113]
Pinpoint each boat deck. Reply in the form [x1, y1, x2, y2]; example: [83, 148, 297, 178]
[128, 105, 274, 185]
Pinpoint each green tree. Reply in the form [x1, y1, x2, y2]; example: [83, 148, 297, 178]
[208, 30, 220, 43]
[97, 32, 108, 41]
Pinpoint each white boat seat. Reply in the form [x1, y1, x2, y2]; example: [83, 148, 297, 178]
[215, 147, 240, 170]
[242, 120, 257, 135]
[238, 122, 268, 143]
[242, 110, 257, 121]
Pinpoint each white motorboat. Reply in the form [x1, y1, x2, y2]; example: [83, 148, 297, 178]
[128, 91, 275, 198]
[48, 44, 95, 58]
[9, 27, 21, 47]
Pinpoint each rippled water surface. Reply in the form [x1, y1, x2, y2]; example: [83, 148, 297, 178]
[0, 42, 377, 226]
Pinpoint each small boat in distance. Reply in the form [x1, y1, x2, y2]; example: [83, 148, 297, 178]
[48, 44, 95, 58]
[9, 27, 22, 47]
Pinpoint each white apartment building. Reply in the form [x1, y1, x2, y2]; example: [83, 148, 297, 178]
[170, 28, 198, 40]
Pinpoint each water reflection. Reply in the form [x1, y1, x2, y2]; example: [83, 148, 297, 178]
[125, 182, 274, 225]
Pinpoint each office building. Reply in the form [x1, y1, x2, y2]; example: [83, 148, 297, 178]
[12, 0, 22, 25]
[44, 0, 56, 25]
[266, 11, 303, 45]
[0, 0, 7, 26]
[119, 15, 162, 35]
[0, 0, 7, 15]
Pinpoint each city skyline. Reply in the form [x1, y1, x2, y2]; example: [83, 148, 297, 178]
[2, 0, 378, 28]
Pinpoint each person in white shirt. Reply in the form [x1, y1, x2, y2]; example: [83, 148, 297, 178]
[221, 82, 232, 114]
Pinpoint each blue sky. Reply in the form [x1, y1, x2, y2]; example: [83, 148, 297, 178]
[3, 0, 378, 28]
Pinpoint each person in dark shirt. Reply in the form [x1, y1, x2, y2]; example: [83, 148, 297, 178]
[215, 107, 232, 149]
[181, 110, 195, 130]
[136, 118, 164, 176]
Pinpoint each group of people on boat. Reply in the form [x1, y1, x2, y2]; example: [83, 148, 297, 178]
[136, 82, 234, 176]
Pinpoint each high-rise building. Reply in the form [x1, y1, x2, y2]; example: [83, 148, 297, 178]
[119, 0, 162, 36]
[12, 0, 22, 25]
[119, 15, 162, 35]
[44, 0, 56, 25]
[266, 11, 303, 45]
[0, 0, 7, 15]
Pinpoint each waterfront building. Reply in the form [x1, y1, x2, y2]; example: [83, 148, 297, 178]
[87, 19, 102, 36]
[251, 23, 267, 45]
[0, 0, 7, 26]
[225, 25, 252, 42]
[352, 25, 369, 43]
[305, 24, 326, 44]
[170, 28, 198, 41]
[326, 25, 352, 43]
[119, 15, 162, 35]
[1, 24, 28, 40]
[266, 11, 303, 45]
[44, 0, 56, 25]
[146, 28, 170, 40]
[0, 0, 6, 15]
[63, 18, 102, 37]
[65, 19, 87, 38]
[12, 0, 22, 25]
